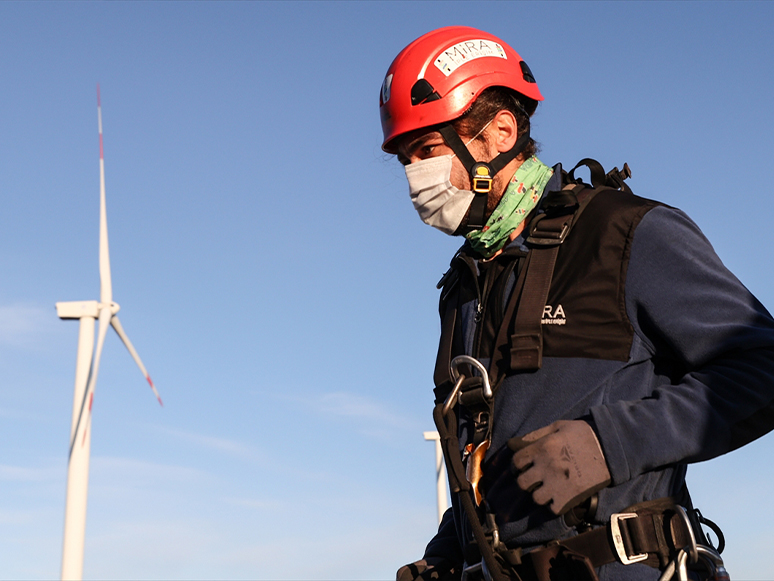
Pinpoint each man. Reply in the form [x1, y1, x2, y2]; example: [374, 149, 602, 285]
[380, 26, 774, 580]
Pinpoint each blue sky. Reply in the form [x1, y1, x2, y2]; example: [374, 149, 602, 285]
[1, 1, 773, 579]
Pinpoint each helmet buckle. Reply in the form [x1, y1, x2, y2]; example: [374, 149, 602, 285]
[471, 163, 493, 194]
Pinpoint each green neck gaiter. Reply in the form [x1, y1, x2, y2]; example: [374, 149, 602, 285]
[466, 156, 554, 258]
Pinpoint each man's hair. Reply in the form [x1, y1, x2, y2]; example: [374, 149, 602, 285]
[451, 86, 538, 159]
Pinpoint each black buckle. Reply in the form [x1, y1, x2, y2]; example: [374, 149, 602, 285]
[526, 213, 571, 247]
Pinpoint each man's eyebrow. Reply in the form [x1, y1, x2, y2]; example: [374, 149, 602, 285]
[403, 132, 443, 156]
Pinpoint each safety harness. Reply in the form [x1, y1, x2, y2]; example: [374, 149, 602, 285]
[431, 159, 729, 581]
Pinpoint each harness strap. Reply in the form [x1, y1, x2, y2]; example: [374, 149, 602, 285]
[507, 185, 584, 371]
[432, 401, 511, 581]
[488, 246, 531, 385]
[508, 229, 560, 371]
[522, 498, 696, 574]
[433, 288, 459, 399]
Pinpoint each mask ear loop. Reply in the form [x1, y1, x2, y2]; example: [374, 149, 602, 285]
[448, 119, 494, 161]
[439, 122, 490, 168]
[464, 118, 494, 147]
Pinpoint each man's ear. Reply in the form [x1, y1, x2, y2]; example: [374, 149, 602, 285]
[491, 109, 519, 153]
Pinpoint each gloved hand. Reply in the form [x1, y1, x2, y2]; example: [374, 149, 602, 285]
[396, 558, 457, 581]
[508, 420, 611, 516]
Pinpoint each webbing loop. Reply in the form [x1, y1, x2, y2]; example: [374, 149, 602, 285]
[568, 158, 607, 188]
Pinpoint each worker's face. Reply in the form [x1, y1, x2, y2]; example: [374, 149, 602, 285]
[396, 112, 520, 233]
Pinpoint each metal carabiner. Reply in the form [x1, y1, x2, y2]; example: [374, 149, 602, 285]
[675, 506, 699, 565]
[657, 549, 689, 581]
[658, 507, 709, 581]
[450, 355, 493, 399]
[696, 545, 730, 581]
[677, 549, 689, 581]
[442, 374, 466, 417]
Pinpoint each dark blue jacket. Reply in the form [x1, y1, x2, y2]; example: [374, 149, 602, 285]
[425, 170, 774, 579]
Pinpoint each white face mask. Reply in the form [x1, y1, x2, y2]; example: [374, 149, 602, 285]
[405, 154, 474, 236]
[404, 120, 493, 235]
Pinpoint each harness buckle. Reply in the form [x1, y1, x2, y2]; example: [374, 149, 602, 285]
[610, 513, 648, 565]
[526, 213, 571, 247]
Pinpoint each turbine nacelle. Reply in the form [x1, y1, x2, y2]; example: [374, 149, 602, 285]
[56, 300, 120, 320]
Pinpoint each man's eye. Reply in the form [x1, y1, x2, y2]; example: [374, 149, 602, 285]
[422, 145, 436, 155]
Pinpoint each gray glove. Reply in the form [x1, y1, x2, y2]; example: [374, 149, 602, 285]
[509, 420, 611, 516]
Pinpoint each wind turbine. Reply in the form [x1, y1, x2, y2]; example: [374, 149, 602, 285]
[56, 86, 162, 581]
[424, 431, 449, 525]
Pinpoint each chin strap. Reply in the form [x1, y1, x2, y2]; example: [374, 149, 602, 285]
[437, 125, 531, 230]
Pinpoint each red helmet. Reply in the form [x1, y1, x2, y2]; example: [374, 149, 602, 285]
[380, 26, 543, 153]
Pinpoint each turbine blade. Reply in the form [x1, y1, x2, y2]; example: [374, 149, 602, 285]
[111, 315, 163, 406]
[98, 85, 113, 304]
[69, 306, 112, 457]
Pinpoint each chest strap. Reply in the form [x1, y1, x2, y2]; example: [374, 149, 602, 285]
[489, 184, 593, 381]
[508, 208, 572, 371]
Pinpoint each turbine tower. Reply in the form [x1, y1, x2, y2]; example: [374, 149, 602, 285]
[56, 86, 161, 581]
[424, 431, 449, 525]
